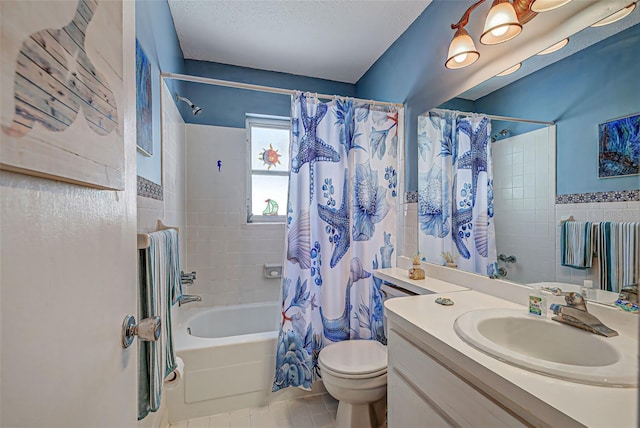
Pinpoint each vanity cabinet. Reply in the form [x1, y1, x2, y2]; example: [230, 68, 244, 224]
[388, 328, 526, 428]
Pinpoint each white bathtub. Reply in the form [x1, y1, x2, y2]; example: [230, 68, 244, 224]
[166, 302, 324, 423]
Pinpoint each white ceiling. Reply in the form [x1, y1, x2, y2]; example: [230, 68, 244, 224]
[168, 0, 432, 84]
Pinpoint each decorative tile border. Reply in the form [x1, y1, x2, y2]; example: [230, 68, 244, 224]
[405, 191, 418, 203]
[555, 189, 638, 204]
[137, 175, 163, 201]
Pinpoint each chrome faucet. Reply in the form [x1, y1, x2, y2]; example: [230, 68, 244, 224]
[178, 294, 202, 307]
[549, 288, 618, 337]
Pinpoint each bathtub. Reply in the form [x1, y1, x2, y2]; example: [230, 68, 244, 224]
[166, 302, 325, 423]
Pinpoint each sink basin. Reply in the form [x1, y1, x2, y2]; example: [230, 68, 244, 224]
[454, 308, 638, 387]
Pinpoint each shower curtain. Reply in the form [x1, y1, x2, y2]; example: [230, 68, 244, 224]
[417, 109, 498, 276]
[273, 93, 400, 391]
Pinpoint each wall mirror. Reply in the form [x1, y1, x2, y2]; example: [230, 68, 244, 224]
[416, 9, 639, 306]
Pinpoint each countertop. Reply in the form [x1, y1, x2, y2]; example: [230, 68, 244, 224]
[385, 289, 639, 428]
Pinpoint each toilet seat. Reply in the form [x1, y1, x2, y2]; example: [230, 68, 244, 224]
[319, 340, 387, 377]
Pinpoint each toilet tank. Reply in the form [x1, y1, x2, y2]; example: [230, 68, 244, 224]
[381, 283, 417, 338]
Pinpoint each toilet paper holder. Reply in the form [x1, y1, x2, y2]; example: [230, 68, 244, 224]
[121, 315, 161, 348]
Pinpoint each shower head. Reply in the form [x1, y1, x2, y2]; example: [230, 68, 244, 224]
[175, 94, 202, 116]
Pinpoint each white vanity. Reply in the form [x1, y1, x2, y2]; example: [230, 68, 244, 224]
[376, 264, 639, 428]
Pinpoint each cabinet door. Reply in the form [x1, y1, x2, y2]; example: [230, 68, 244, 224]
[389, 329, 525, 428]
[388, 368, 453, 428]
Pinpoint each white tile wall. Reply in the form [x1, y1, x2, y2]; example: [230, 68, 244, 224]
[399, 201, 418, 258]
[554, 200, 640, 288]
[138, 81, 187, 261]
[184, 124, 284, 307]
[491, 127, 556, 284]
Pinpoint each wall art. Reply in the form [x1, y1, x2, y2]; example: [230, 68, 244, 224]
[1, 0, 123, 190]
[598, 113, 639, 178]
[136, 39, 152, 156]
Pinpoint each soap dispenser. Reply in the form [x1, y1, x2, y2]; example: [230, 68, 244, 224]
[529, 284, 547, 317]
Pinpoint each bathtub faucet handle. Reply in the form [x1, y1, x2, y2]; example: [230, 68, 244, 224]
[181, 271, 197, 285]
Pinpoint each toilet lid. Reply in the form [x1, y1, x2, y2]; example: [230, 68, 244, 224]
[318, 340, 387, 376]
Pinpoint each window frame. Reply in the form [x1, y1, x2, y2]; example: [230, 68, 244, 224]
[246, 115, 291, 224]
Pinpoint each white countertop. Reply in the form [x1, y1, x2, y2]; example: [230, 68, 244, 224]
[374, 267, 469, 295]
[385, 289, 639, 428]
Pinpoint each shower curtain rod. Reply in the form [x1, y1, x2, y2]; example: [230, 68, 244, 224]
[457, 111, 554, 126]
[161, 72, 404, 108]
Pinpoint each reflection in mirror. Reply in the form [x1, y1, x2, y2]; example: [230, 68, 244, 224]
[416, 16, 640, 307]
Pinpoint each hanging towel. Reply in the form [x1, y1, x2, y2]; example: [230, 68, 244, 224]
[560, 221, 595, 269]
[598, 222, 640, 292]
[138, 229, 182, 420]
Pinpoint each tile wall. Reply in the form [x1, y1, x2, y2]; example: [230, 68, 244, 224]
[491, 127, 555, 284]
[554, 200, 640, 287]
[184, 124, 284, 307]
[138, 81, 187, 261]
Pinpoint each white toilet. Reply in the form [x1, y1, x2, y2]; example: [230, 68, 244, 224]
[318, 339, 388, 428]
[318, 284, 414, 428]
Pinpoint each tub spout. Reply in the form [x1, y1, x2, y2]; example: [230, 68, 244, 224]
[178, 294, 202, 307]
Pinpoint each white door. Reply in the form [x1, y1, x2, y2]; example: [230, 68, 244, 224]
[0, 1, 138, 426]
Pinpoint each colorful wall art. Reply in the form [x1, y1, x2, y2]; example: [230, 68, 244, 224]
[136, 40, 153, 156]
[0, 0, 124, 190]
[598, 113, 639, 178]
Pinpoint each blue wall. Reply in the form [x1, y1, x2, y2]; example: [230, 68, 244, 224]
[357, 0, 639, 193]
[356, 0, 486, 191]
[180, 61, 356, 129]
[476, 24, 640, 195]
[135, 0, 186, 184]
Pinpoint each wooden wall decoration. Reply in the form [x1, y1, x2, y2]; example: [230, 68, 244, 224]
[0, 0, 124, 190]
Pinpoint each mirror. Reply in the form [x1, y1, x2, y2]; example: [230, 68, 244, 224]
[417, 12, 639, 306]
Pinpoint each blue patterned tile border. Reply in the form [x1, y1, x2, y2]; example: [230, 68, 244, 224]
[555, 189, 638, 204]
[137, 175, 163, 201]
[405, 191, 418, 203]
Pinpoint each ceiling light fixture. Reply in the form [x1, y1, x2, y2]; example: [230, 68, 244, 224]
[446, 0, 551, 70]
[496, 62, 522, 76]
[536, 38, 569, 55]
[591, 3, 636, 27]
[480, 0, 522, 45]
[445, 27, 481, 69]
[530, 0, 572, 13]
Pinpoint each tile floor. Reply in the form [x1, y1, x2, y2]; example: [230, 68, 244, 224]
[169, 393, 338, 428]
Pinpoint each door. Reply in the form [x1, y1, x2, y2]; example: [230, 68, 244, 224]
[0, 1, 138, 426]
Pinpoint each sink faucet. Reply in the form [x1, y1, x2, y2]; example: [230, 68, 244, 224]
[549, 288, 618, 337]
[178, 294, 202, 307]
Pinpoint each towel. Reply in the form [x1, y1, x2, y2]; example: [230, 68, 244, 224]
[138, 229, 182, 420]
[598, 222, 640, 292]
[560, 221, 595, 269]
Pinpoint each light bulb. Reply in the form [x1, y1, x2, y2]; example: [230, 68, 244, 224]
[454, 53, 468, 63]
[491, 25, 509, 37]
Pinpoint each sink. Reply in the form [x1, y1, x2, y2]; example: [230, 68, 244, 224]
[454, 308, 638, 387]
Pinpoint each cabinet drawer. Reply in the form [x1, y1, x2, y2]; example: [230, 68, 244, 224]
[388, 329, 525, 428]
[388, 368, 451, 428]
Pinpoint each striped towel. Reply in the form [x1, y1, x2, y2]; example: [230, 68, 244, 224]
[598, 222, 640, 292]
[138, 229, 182, 420]
[560, 221, 595, 269]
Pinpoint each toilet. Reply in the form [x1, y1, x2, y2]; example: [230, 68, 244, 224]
[318, 284, 414, 428]
[318, 339, 388, 428]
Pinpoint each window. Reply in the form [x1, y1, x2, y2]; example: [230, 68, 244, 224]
[247, 116, 290, 223]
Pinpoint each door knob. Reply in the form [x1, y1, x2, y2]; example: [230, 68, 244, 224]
[121, 315, 161, 348]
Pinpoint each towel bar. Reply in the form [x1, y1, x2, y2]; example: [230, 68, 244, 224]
[137, 219, 179, 249]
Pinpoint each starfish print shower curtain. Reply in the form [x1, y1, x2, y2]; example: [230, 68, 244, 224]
[417, 109, 498, 277]
[273, 93, 400, 391]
